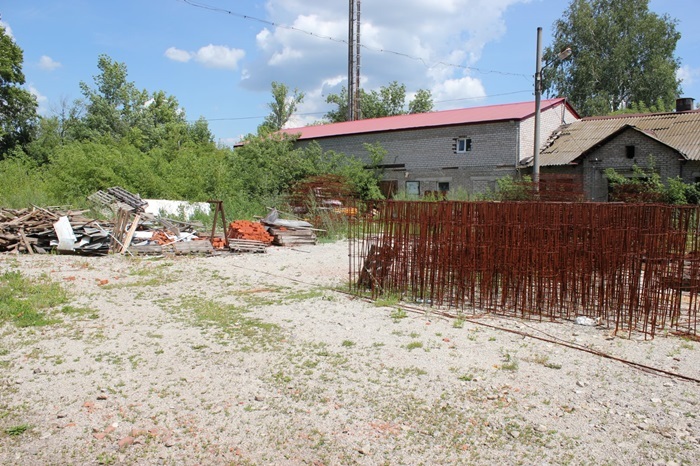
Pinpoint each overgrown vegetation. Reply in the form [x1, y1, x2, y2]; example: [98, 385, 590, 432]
[605, 161, 700, 204]
[0, 48, 384, 221]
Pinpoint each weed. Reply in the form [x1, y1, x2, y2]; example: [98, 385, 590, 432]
[453, 318, 465, 329]
[406, 341, 423, 351]
[500, 351, 519, 371]
[341, 340, 355, 347]
[374, 294, 402, 308]
[390, 308, 408, 322]
[5, 423, 30, 436]
[458, 374, 475, 382]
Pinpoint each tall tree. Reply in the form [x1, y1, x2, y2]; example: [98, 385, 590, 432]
[0, 25, 38, 157]
[325, 81, 433, 123]
[543, 0, 681, 116]
[259, 81, 304, 133]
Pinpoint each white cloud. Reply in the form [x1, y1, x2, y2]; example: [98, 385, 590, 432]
[165, 46, 193, 63]
[678, 65, 700, 87]
[242, 0, 529, 115]
[28, 85, 49, 115]
[38, 55, 61, 71]
[194, 44, 245, 70]
[165, 45, 245, 70]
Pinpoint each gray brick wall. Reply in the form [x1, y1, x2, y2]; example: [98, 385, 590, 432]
[294, 102, 576, 196]
[574, 128, 682, 201]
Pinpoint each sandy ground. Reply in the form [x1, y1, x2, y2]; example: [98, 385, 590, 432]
[0, 240, 699, 466]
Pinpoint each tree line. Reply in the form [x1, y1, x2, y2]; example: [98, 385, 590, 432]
[0, 0, 689, 215]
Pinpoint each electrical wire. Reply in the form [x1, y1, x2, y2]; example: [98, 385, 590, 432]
[179, 0, 531, 79]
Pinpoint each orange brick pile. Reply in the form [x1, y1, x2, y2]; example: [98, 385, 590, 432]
[210, 237, 227, 249]
[227, 220, 273, 244]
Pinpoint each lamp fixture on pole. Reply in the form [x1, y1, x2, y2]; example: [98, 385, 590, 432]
[533, 26, 572, 186]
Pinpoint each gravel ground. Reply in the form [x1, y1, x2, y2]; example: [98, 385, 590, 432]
[0, 240, 699, 465]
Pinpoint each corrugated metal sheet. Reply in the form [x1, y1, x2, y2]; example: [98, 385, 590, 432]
[280, 98, 572, 140]
[541, 111, 700, 165]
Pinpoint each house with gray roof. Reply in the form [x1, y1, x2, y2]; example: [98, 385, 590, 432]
[538, 101, 700, 201]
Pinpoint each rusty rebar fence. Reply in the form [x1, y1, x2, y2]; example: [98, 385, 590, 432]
[349, 201, 700, 338]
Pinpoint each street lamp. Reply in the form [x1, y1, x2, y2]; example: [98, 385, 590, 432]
[533, 26, 572, 186]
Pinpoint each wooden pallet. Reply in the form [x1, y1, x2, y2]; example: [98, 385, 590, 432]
[228, 238, 268, 253]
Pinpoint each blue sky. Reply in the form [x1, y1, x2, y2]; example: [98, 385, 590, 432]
[2, 0, 700, 145]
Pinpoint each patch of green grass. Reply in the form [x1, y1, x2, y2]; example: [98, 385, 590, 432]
[0, 271, 67, 327]
[452, 318, 465, 329]
[373, 293, 402, 308]
[458, 373, 475, 382]
[406, 341, 423, 351]
[60, 305, 99, 319]
[178, 296, 281, 350]
[341, 340, 355, 347]
[389, 307, 408, 322]
[500, 351, 519, 371]
[4, 423, 30, 436]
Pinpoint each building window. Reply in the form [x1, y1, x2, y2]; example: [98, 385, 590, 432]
[438, 182, 450, 192]
[456, 137, 472, 153]
[405, 181, 420, 196]
[625, 145, 635, 159]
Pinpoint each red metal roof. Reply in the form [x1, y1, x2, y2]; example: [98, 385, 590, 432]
[280, 98, 574, 140]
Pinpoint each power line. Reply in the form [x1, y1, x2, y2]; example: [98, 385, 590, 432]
[196, 90, 533, 123]
[179, 0, 530, 79]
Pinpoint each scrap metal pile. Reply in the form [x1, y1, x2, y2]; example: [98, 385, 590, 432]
[350, 200, 700, 338]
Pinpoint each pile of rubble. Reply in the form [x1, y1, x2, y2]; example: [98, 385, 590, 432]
[0, 207, 111, 255]
[0, 188, 322, 256]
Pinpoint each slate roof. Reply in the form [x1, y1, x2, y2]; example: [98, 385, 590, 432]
[540, 110, 700, 165]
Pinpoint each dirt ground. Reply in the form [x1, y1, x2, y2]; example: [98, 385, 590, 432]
[0, 240, 698, 465]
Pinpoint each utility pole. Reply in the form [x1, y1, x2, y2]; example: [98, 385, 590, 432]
[354, 0, 361, 120]
[347, 0, 355, 121]
[347, 0, 361, 121]
[533, 26, 543, 187]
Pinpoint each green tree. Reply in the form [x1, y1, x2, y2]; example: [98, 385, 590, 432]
[0, 25, 38, 157]
[543, 0, 681, 116]
[408, 89, 434, 114]
[259, 81, 304, 133]
[325, 81, 433, 123]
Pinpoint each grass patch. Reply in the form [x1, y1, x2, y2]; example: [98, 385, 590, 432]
[341, 340, 355, 347]
[5, 423, 31, 436]
[390, 307, 408, 322]
[0, 271, 67, 327]
[179, 296, 281, 350]
[406, 341, 423, 351]
[60, 305, 99, 319]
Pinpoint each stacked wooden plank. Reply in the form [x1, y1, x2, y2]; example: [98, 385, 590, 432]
[0, 207, 112, 255]
[265, 226, 317, 246]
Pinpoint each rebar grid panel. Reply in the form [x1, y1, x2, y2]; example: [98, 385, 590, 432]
[349, 201, 700, 338]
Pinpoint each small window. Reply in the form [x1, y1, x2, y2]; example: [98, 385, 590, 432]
[438, 182, 450, 192]
[405, 181, 420, 196]
[625, 145, 635, 159]
[456, 137, 472, 153]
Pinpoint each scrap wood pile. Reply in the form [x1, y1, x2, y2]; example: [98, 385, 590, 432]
[226, 220, 272, 253]
[0, 207, 111, 255]
[262, 209, 317, 247]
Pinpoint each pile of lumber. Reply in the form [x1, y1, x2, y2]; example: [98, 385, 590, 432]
[265, 225, 317, 247]
[0, 207, 111, 255]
